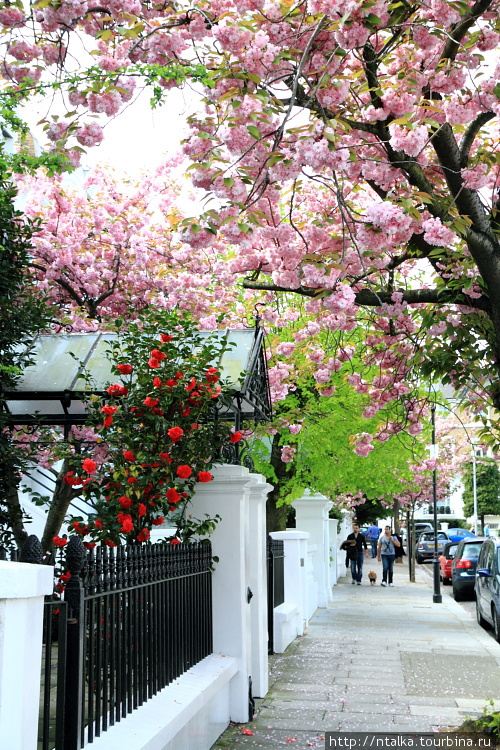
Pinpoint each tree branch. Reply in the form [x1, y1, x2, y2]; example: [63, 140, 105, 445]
[459, 111, 496, 168]
[441, 0, 494, 62]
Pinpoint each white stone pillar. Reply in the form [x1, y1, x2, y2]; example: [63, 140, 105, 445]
[292, 489, 334, 607]
[329, 519, 338, 586]
[0, 561, 54, 750]
[270, 530, 309, 635]
[247, 474, 273, 699]
[192, 463, 253, 722]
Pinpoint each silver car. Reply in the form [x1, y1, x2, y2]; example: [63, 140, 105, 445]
[416, 531, 450, 564]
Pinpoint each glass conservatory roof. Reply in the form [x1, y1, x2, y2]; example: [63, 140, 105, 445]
[3, 328, 272, 429]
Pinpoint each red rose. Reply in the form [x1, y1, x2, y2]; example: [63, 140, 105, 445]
[148, 358, 160, 369]
[152, 517, 165, 526]
[160, 334, 173, 342]
[103, 416, 114, 428]
[82, 458, 97, 473]
[72, 522, 89, 535]
[52, 536, 68, 548]
[175, 371, 183, 380]
[205, 367, 219, 383]
[180, 406, 191, 417]
[144, 396, 159, 407]
[176, 465, 192, 479]
[229, 431, 243, 444]
[123, 450, 135, 462]
[159, 452, 172, 464]
[60, 571, 71, 583]
[166, 487, 181, 504]
[137, 529, 150, 542]
[185, 377, 197, 392]
[165, 379, 177, 388]
[107, 383, 128, 396]
[150, 349, 166, 362]
[118, 495, 132, 509]
[118, 514, 134, 533]
[197, 471, 213, 483]
[152, 376, 162, 388]
[94, 519, 104, 529]
[137, 503, 147, 517]
[84, 542, 97, 549]
[167, 426, 184, 443]
[105, 540, 117, 547]
[127, 477, 138, 485]
[117, 364, 133, 374]
[170, 538, 181, 546]
[101, 405, 117, 415]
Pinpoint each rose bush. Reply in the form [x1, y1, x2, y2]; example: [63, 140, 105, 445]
[64, 308, 240, 545]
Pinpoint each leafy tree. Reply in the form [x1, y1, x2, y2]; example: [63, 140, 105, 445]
[0, 151, 53, 549]
[462, 458, 500, 529]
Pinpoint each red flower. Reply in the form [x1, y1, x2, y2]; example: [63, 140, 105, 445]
[117, 364, 133, 374]
[165, 379, 177, 388]
[101, 405, 117, 415]
[94, 519, 104, 529]
[191, 423, 199, 430]
[107, 383, 128, 396]
[84, 542, 97, 549]
[148, 358, 160, 369]
[152, 376, 162, 388]
[160, 334, 173, 342]
[82, 458, 97, 473]
[176, 465, 192, 479]
[166, 488, 181, 504]
[105, 540, 117, 547]
[150, 349, 166, 362]
[144, 396, 159, 407]
[152, 517, 165, 526]
[197, 471, 213, 483]
[118, 495, 132, 509]
[229, 431, 243, 444]
[175, 371, 183, 380]
[167, 426, 184, 443]
[205, 367, 219, 383]
[127, 477, 138, 485]
[137, 528, 150, 542]
[52, 536, 68, 548]
[170, 538, 181, 546]
[137, 503, 147, 517]
[118, 514, 134, 533]
[103, 416, 114, 428]
[72, 522, 88, 535]
[123, 450, 135, 462]
[242, 728, 254, 736]
[60, 571, 71, 583]
[63, 471, 80, 486]
[180, 406, 191, 416]
[159, 452, 172, 464]
[185, 377, 197, 392]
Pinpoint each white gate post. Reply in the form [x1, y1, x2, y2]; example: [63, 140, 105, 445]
[0, 561, 54, 750]
[192, 463, 253, 722]
[247, 473, 273, 699]
[329, 519, 338, 586]
[292, 489, 333, 607]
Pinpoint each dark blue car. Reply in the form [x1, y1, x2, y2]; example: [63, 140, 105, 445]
[475, 538, 500, 641]
[446, 527, 475, 543]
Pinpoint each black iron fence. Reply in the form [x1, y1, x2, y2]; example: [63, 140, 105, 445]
[266, 537, 285, 654]
[3, 538, 213, 750]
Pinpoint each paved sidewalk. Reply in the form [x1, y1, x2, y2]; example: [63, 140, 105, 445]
[211, 558, 500, 749]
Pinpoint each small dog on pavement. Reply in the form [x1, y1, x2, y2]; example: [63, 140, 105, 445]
[368, 571, 377, 585]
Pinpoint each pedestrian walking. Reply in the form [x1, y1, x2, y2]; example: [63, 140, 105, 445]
[342, 523, 368, 585]
[377, 526, 401, 587]
[365, 522, 381, 558]
[485, 523, 491, 538]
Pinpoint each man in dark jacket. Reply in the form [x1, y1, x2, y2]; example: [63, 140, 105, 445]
[342, 524, 368, 585]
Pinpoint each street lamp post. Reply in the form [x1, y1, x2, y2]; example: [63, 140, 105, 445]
[471, 437, 478, 534]
[431, 406, 442, 604]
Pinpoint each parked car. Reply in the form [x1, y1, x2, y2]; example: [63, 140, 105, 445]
[451, 537, 486, 601]
[475, 538, 500, 641]
[416, 531, 450, 564]
[446, 527, 476, 543]
[439, 542, 459, 585]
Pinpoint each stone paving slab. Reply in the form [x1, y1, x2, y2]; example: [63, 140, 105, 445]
[210, 561, 500, 750]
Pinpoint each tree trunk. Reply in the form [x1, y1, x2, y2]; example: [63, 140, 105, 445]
[266, 433, 296, 533]
[3, 482, 28, 549]
[41, 458, 81, 553]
